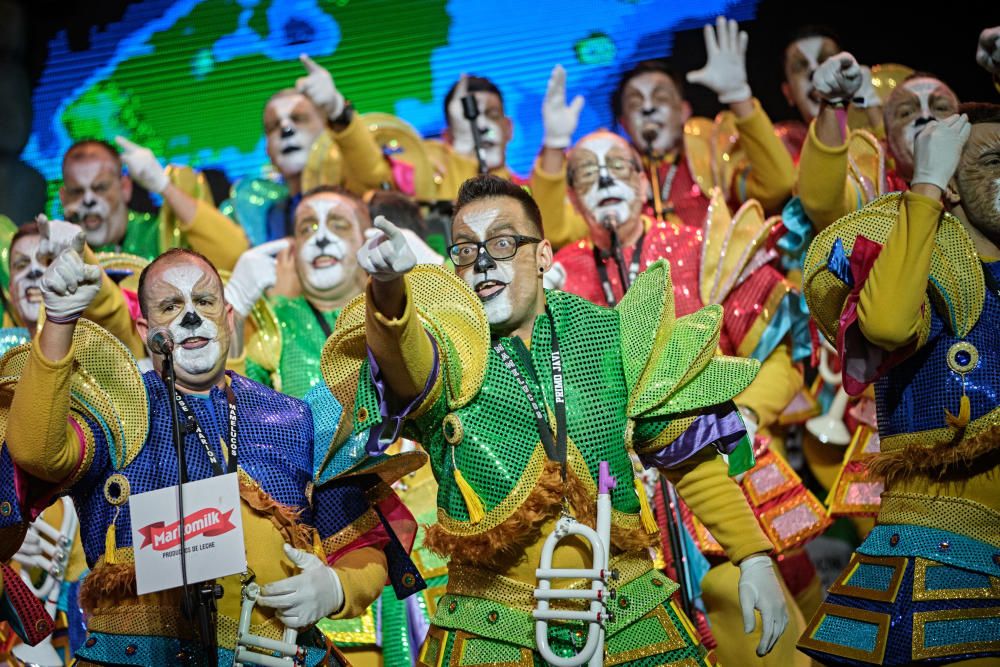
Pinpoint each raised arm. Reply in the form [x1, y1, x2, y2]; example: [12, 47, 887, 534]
[686, 16, 794, 212]
[8, 248, 101, 485]
[115, 136, 250, 270]
[356, 216, 436, 405]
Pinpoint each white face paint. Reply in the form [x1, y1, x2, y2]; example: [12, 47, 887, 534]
[900, 79, 941, 157]
[266, 94, 324, 177]
[161, 265, 222, 376]
[62, 160, 128, 248]
[447, 91, 506, 170]
[626, 74, 681, 155]
[458, 207, 514, 324]
[9, 236, 43, 326]
[796, 37, 824, 72]
[296, 198, 355, 292]
[575, 136, 637, 228]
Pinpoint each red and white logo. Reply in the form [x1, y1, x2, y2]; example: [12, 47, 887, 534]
[137, 507, 236, 551]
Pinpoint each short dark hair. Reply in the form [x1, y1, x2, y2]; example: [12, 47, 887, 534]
[454, 175, 543, 237]
[443, 76, 504, 125]
[960, 102, 1000, 125]
[296, 185, 371, 226]
[367, 191, 426, 236]
[8, 222, 40, 268]
[137, 248, 222, 318]
[611, 59, 684, 121]
[63, 139, 122, 170]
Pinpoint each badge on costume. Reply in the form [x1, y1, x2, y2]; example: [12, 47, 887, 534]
[130, 473, 246, 595]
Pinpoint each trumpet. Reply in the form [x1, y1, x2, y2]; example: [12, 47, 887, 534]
[234, 580, 304, 667]
[806, 342, 852, 446]
[533, 462, 618, 667]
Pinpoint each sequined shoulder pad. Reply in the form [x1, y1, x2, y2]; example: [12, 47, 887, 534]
[0, 319, 148, 471]
[618, 260, 759, 418]
[804, 192, 983, 344]
[320, 265, 489, 450]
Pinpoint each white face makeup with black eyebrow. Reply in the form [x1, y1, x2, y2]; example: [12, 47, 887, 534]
[293, 193, 365, 302]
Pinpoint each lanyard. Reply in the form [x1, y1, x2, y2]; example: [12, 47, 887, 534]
[646, 155, 679, 221]
[174, 383, 239, 477]
[307, 301, 335, 339]
[491, 310, 567, 479]
[593, 230, 645, 307]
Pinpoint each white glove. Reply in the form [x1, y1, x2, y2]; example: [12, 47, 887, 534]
[40, 249, 102, 324]
[543, 262, 566, 290]
[257, 543, 344, 629]
[686, 16, 752, 104]
[542, 65, 585, 149]
[811, 52, 863, 104]
[356, 216, 417, 281]
[115, 136, 170, 194]
[36, 215, 87, 265]
[911, 114, 972, 191]
[738, 555, 789, 656]
[364, 228, 443, 265]
[976, 26, 1000, 75]
[854, 65, 881, 109]
[297, 54, 346, 121]
[224, 239, 290, 317]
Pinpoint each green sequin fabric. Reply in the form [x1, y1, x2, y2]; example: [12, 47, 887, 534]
[247, 295, 339, 398]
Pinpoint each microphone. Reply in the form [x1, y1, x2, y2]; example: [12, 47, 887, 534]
[147, 327, 174, 355]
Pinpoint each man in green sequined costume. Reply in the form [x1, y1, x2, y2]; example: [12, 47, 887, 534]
[323, 174, 789, 665]
[227, 186, 369, 399]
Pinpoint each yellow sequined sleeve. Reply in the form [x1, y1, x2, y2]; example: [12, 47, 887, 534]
[7, 339, 87, 484]
[328, 546, 389, 620]
[734, 342, 802, 428]
[797, 120, 864, 230]
[661, 448, 772, 563]
[181, 200, 250, 272]
[365, 279, 442, 408]
[81, 248, 145, 360]
[856, 191, 939, 352]
[529, 159, 589, 250]
[334, 115, 394, 193]
[733, 99, 796, 213]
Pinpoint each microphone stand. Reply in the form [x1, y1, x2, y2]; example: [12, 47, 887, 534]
[162, 351, 218, 665]
[461, 95, 489, 175]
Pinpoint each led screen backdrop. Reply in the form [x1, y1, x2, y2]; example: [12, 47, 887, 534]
[24, 0, 759, 211]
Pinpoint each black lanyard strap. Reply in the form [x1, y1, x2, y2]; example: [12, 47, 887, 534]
[593, 230, 645, 307]
[174, 383, 239, 477]
[307, 300, 334, 339]
[491, 310, 567, 478]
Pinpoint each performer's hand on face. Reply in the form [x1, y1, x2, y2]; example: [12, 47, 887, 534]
[811, 52, 863, 104]
[296, 54, 346, 121]
[257, 543, 344, 629]
[542, 64, 585, 149]
[686, 16, 752, 104]
[738, 554, 789, 656]
[35, 214, 87, 266]
[224, 239, 289, 317]
[911, 113, 972, 193]
[114, 136, 170, 195]
[271, 241, 301, 299]
[356, 216, 417, 282]
[976, 26, 1000, 75]
[39, 247, 102, 324]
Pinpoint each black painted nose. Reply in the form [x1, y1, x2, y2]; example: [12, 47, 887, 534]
[281, 126, 295, 139]
[180, 310, 202, 329]
[27, 268, 43, 280]
[597, 173, 615, 189]
[474, 248, 497, 273]
[82, 197, 97, 208]
[640, 107, 656, 117]
[315, 236, 330, 249]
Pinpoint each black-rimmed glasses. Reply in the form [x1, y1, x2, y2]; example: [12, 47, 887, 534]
[448, 234, 541, 267]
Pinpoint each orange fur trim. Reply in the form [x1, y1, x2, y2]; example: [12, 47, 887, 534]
[238, 476, 316, 552]
[870, 423, 1000, 487]
[424, 461, 656, 570]
[79, 562, 136, 613]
